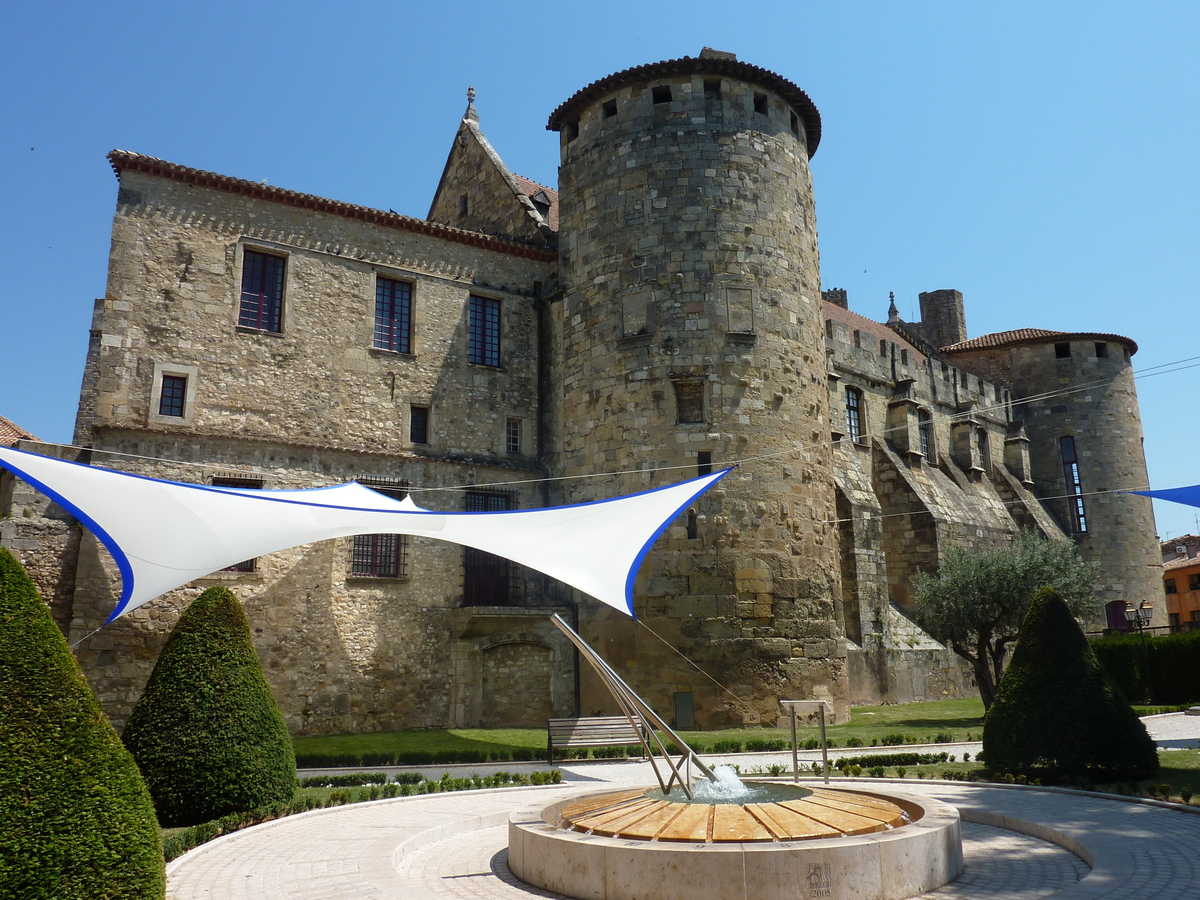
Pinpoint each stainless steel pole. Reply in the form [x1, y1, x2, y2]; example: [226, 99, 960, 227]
[790, 707, 799, 783]
[819, 705, 829, 785]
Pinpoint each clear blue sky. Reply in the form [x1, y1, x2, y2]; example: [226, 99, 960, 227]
[2, 1, 1198, 537]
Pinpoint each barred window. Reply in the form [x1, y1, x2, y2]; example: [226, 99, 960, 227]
[1059, 436, 1088, 534]
[352, 481, 410, 579]
[463, 491, 518, 606]
[374, 277, 412, 353]
[845, 387, 863, 443]
[238, 250, 285, 332]
[468, 295, 501, 366]
[159, 375, 187, 417]
[505, 418, 521, 454]
[410, 406, 429, 444]
[211, 475, 264, 571]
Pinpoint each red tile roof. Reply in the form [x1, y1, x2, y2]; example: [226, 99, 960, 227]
[107, 151, 557, 263]
[941, 328, 1137, 355]
[546, 52, 822, 156]
[822, 301, 925, 363]
[0, 415, 38, 447]
[1164, 555, 1200, 573]
[511, 173, 559, 231]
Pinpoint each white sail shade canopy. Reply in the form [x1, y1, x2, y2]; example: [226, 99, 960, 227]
[0, 446, 728, 624]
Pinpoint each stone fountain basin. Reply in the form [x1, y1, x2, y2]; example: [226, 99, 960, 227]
[508, 785, 962, 900]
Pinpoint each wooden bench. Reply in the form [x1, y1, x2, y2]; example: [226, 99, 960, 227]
[547, 716, 647, 765]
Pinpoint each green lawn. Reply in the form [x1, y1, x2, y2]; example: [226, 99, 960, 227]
[291, 698, 990, 762]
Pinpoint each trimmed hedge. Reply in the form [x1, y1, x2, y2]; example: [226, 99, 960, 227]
[984, 587, 1158, 780]
[833, 752, 951, 769]
[0, 547, 164, 900]
[123, 587, 296, 827]
[1092, 629, 1200, 705]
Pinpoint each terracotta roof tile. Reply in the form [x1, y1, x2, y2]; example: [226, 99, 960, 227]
[511, 173, 559, 231]
[0, 415, 38, 447]
[107, 151, 556, 263]
[1164, 555, 1200, 573]
[822, 301, 925, 363]
[941, 328, 1137, 355]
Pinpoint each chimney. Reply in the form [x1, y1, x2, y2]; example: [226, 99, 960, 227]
[822, 288, 848, 309]
[918, 289, 967, 348]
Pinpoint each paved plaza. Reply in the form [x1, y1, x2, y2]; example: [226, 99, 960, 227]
[166, 714, 1200, 899]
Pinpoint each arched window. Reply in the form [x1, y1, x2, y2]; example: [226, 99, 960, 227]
[917, 409, 933, 458]
[845, 387, 864, 442]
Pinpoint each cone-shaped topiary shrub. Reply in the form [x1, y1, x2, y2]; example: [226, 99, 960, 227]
[0, 547, 164, 900]
[984, 586, 1159, 781]
[122, 586, 295, 827]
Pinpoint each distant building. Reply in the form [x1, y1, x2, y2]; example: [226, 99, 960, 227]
[1161, 537, 1200, 632]
[0, 50, 1164, 734]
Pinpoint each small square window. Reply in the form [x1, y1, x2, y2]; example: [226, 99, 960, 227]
[565, 121, 579, 142]
[1095, 342, 1108, 358]
[753, 92, 768, 114]
[158, 375, 187, 417]
[602, 99, 617, 118]
[506, 418, 521, 454]
[703, 79, 721, 99]
[652, 85, 672, 104]
[410, 406, 429, 444]
[1055, 342, 1071, 359]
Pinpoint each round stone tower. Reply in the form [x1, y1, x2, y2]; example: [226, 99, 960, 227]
[546, 49, 846, 727]
[943, 331, 1164, 627]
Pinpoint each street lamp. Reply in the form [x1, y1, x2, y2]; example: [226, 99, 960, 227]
[1124, 601, 1155, 702]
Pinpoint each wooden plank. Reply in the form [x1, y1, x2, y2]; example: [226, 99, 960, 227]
[778, 800, 885, 836]
[746, 803, 840, 840]
[804, 793, 905, 825]
[656, 803, 713, 842]
[712, 804, 774, 842]
[620, 802, 689, 840]
[591, 800, 675, 838]
[571, 798, 660, 833]
[561, 790, 646, 820]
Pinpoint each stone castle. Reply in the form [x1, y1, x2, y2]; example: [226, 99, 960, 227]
[1, 50, 1164, 735]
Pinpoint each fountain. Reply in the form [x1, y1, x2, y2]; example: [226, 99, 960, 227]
[508, 618, 963, 900]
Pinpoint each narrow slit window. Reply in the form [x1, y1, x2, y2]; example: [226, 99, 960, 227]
[458, 194, 469, 215]
[917, 409, 932, 458]
[410, 405, 429, 444]
[790, 111, 800, 137]
[1060, 436, 1088, 533]
[686, 509, 698, 540]
[158, 374, 187, 417]
[652, 85, 672, 104]
[845, 387, 863, 443]
[697, 450, 713, 476]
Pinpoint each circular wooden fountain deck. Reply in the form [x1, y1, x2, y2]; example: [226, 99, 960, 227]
[557, 786, 910, 842]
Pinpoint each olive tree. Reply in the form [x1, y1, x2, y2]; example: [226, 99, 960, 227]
[912, 530, 1097, 710]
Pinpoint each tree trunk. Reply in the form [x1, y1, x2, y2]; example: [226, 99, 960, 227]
[950, 643, 997, 710]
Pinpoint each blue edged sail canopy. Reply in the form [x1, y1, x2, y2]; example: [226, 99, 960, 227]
[1131, 486, 1200, 509]
[0, 446, 728, 624]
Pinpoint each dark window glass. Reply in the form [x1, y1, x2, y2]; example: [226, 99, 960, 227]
[468, 296, 501, 366]
[211, 476, 264, 570]
[1191, 574, 1200, 592]
[410, 406, 429, 444]
[239, 250, 285, 332]
[159, 375, 186, 417]
[505, 418, 520, 454]
[845, 388, 863, 442]
[1059, 436, 1088, 533]
[675, 382, 704, 424]
[697, 451, 713, 476]
[918, 409, 932, 458]
[463, 491, 516, 606]
[1165, 578, 1178, 594]
[352, 482, 410, 578]
[374, 277, 412, 353]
